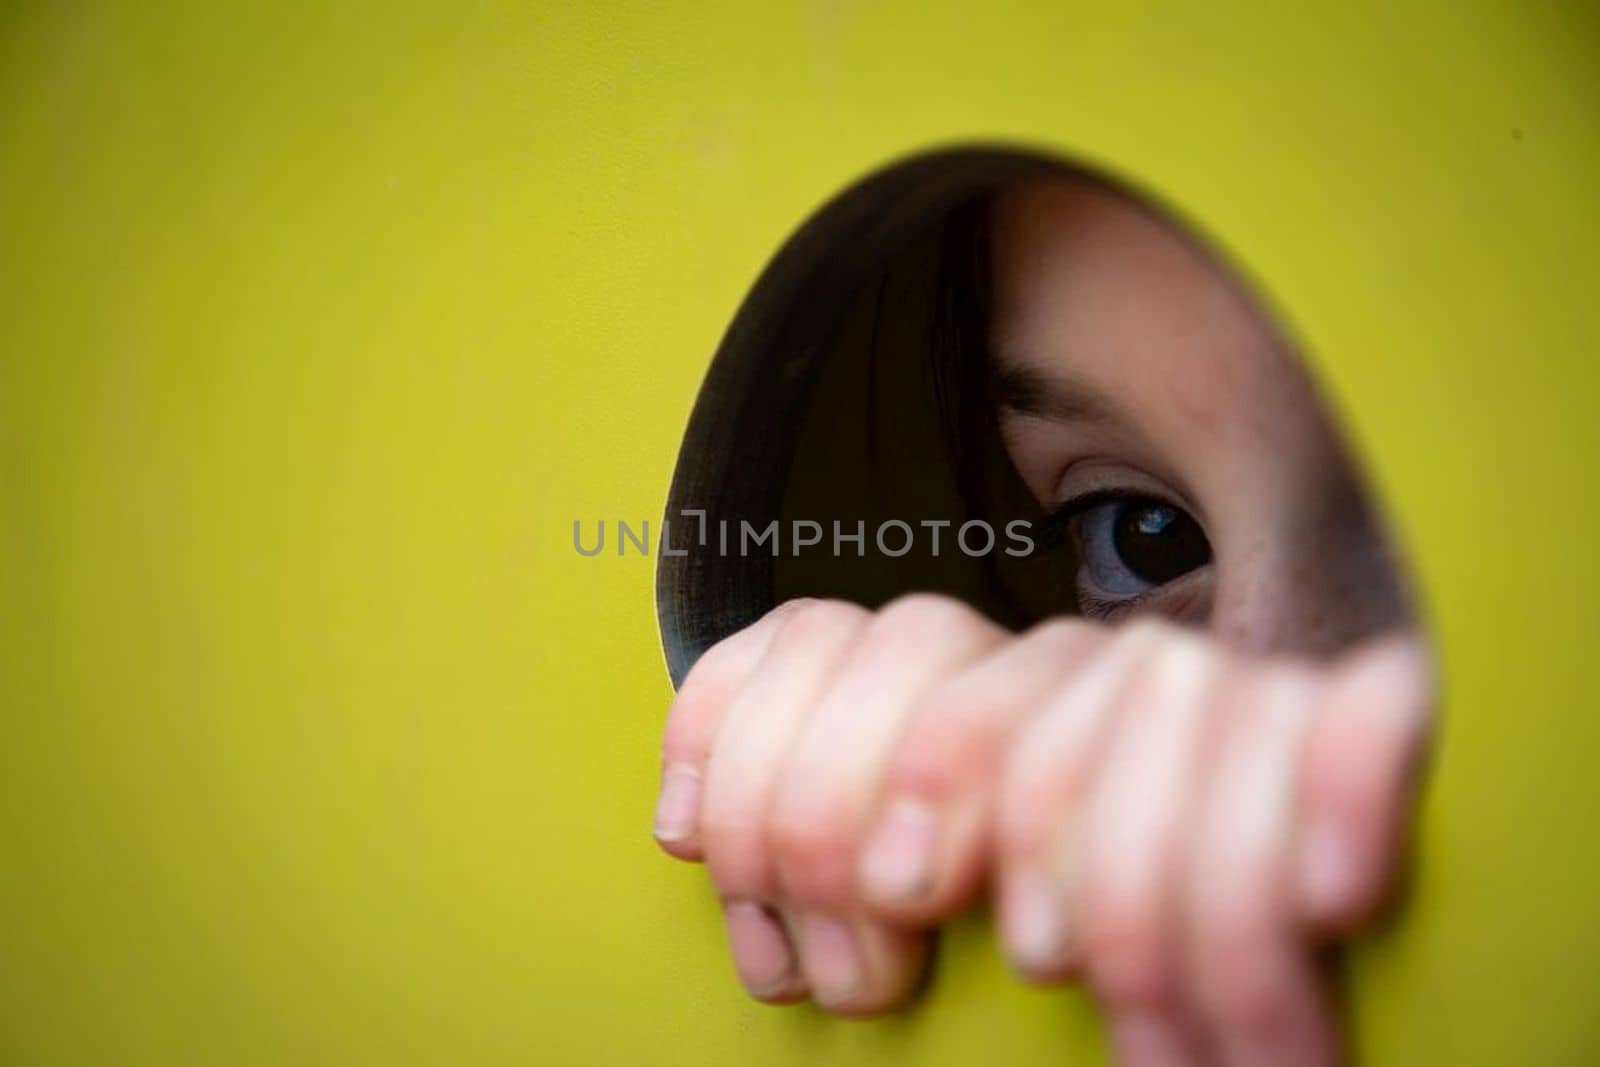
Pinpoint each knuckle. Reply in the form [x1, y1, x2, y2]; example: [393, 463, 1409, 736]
[698, 817, 770, 897]
[1158, 629, 1215, 674]
[890, 692, 985, 799]
[670, 652, 730, 708]
[1117, 632, 1217, 716]
[1022, 616, 1100, 652]
[699, 807, 761, 851]
[775, 598, 868, 647]
[871, 593, 978, 644]
[770, 596, 821, 618]
[681, 632, 742, 689]
[769, 802, 843, 865]
[1121, 615, 1171, 641]
[769, 808, 853, 902]
[1116, 615, 1181, 656]
[666, 641, 758, 756]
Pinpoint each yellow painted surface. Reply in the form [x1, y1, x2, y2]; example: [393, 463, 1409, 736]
[1, 3, 1596, 1063]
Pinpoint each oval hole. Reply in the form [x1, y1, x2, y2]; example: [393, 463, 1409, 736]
[657, 147, 1417, 685]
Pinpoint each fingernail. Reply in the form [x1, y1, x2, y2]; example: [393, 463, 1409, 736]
[1002, 870, 1066, 977]
[859, 798, 941, 902]
[724, 900, 798, 999]
[653, 764, 701, 843]
[798, 912, 864, 1005]
[1112, 1013, 1189, 1067]
[1299, 817, 1356, 917]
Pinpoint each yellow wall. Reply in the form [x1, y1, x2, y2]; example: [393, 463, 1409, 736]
[2, 3, 1597, 1063]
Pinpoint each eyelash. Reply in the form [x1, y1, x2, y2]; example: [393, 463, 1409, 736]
[1074, 586, 1154, 621]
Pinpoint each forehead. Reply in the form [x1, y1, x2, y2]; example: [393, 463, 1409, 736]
[987, 176, 1310, 440]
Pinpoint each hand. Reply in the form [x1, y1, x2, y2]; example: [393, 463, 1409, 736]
[652, 596, 1000, 1014]
[652, 595, 1432, 1065]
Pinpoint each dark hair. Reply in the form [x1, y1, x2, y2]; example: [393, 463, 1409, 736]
[931, 195, 1000, 528]
[927, 194, 1070, 626]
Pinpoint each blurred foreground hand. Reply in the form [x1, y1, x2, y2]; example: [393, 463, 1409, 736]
[653, 595, 1432, 1067]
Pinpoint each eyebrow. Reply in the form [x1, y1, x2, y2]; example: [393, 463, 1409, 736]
[990, 362, 1116, 424]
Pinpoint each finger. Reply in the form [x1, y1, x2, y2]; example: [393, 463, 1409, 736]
[1184, 663, 1340, 1067]
[993, 620, 1166, 981]
[788, 909, 930, 1016]
[1079, 633, 1220, 1066]
[1294, 632, 1435, 931]
[723, 899, 808, 1004]
[702, 600, 870, 1007]
[858, 618, 1106, 922]
[700, 598, 868, 902]
[768, 594, 1006, 910]
[655, 598, 817, 859]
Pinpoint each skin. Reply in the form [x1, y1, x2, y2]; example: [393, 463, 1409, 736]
[651, 175, 1434, 1067]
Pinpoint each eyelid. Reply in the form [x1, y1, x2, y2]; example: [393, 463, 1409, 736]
[1079, 566, 1212, 624]
[1049, 460, 1206, 528]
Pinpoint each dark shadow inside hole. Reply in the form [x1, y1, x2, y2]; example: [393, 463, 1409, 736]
[771, 199, 1070, 625]
[657, 148, 1072, 684]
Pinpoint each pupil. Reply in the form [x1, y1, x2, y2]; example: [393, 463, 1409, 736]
[1112, 500, 1211, 585]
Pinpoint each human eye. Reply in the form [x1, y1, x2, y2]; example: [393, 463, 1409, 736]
[1047, 487, 1212, 620]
